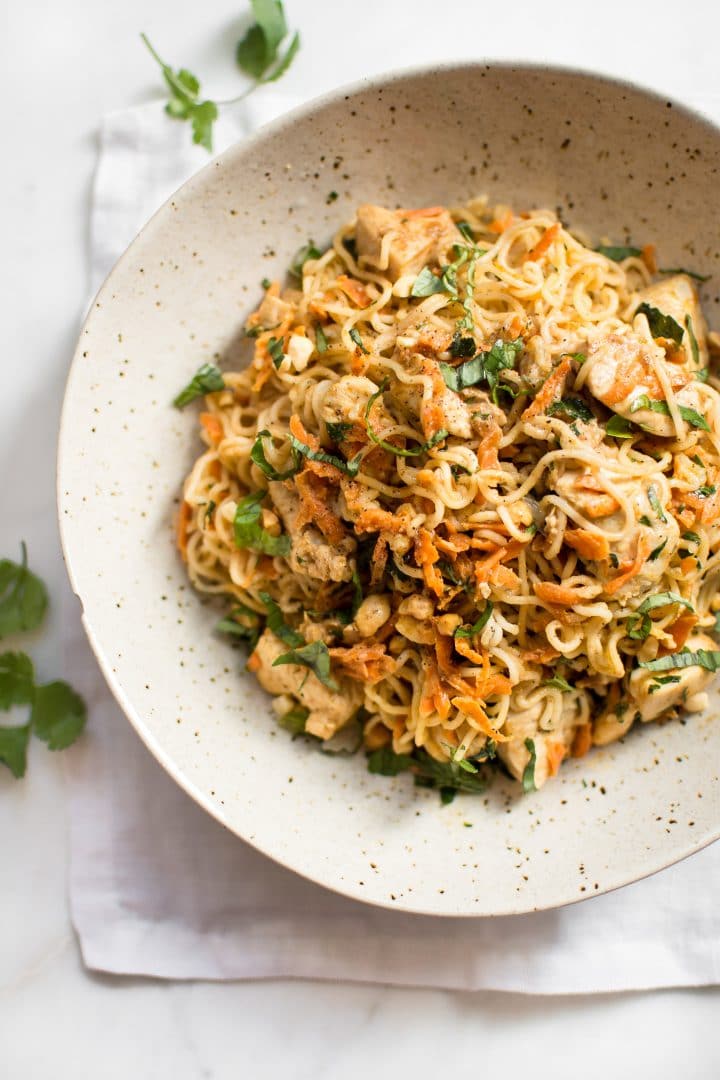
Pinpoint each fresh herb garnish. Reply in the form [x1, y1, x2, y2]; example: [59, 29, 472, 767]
[410, 268, 447, 298]
[326, 421, 353, 444]
[315, 324, 328, 354]
[547, 397, 594, 423]
[649, 538, 668, 561]
[204, 500, 216, 525]
[522, 738, 537, 793]
[543, 675, 573, 692]
[682, 531, 701, 545]
[626, 613, 651, 641]
[348, 327, 369, 354]
[31, 682, 87, 751]
[289, 435, 362, 476]
[647, 485, 667, 523]
[367, 746, 487, 798]
[439, 338, 523, 397]
[278, 705, 309, 735]
[636, 302, 684, 344]
[365, 381, 448, 458]
[173, 363, 225, 408]
[267, 336, 285, 369]
[686, 315, 700, 366]
[0, 652, 35, 709]
[456, 221, 475, 243]
[233, 492, 291, 556]
[259, 592, 304, 647]
[289, 241, 321, 280]
[605, 415, 635, 439]
[640, 649, 720, 673]
[454, 602, 493, 639]
[273, 640, 339, 690]
[0, 543, 48, 639]
[449, 332, 477, 359]
[693, 484, 716, 499]
[216, 607, 261, 648]
[659, 267, 710, 283]
[630, 394, 709, 431]
[142, 3, 299, 152]
[251, 430, 300, 480]
[640, 592, 694, 614]
[596, 244, 642, 262]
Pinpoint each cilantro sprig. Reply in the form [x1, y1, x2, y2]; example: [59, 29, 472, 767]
[142, 1, 300, 152]
[0, 546, 86, 778]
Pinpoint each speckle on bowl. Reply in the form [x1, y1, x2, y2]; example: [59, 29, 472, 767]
[58, 63, 720, 916]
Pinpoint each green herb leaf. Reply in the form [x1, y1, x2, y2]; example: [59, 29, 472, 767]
[233, 492, 291, 556]
[626, 612, 652, 641]
[367, 746, 414, 776]
[449, 332, 477, 359]
[0, 724, 31, 778]
[141, 36, 220, 151]
[640, 649, 720, 673]
[315, 324, 328, 354]
[289, 241, 321, 280]
[365, 381, 448, 458]
[326, 421, 353, 444]
[289, 434, 361, 477]
[273, 640, 339, 690]
[648, 538, 668, 561]
[606, 415, 636, 439]
[173, 363, 225, 408]
[236, 0, 292, 80]
[251, 430, 300, 480]
[259, 591, 304, 647]
[693, 484, 716, 499]
[455, 221, 475, 243]
[636, 302, 684, 344]
[659, 267, 710, 283]
[638, 592, 694, 615]
[543, 675, 573, 692]
[630, 394, 709, 431]
[30, 681, 87, 751]
[216, 608, 261, 648]
[547, 397, 594, 423]
[261, 30, 300, 84]
[410, 268, 447, 297]
[596, 244, 642, 262]
[522, 738, 537, 793]
[348, 327, 369, 354]
[682, 531, 701, 545]
[440, 338, 523, 394]
[267, 336, 285, 369]
[454, 602, 493, 639]
[0, 652, 35, 710]
[647, 485, 667, 523]
[686, 315, 700, 366]
[0, 544, 48, 639]
[278, 704, 309, 735]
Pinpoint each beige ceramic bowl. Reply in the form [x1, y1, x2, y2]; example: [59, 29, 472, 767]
[59, 64, 720, 915]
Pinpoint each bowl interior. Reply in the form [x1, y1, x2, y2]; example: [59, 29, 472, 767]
[59, 63, 720, 915]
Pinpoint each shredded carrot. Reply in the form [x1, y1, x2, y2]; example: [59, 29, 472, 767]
[546, 740, 567, 777]
[246, 650, 261, 673]
[354, 507, 404, 535]
[534, 580, 588, 607]
[434, 634, 455, 676]
[415, 528, 443, 597]
[491, 564, 521, 589]
[477, 423, 502, 469]
[521, 645, 561, 664]
[669, 612, 698, 650]
[604, 535, 651, 596]
[329, 643, 395, 684]
[450, 697, 508, 742]
[474, 540, 524, 584]
[583, 494, 621, 519]
[641, 244, 657, 274]
[521, 356, 572, 420]
[176, 501, 192, 561]
[336, 274, 371, 308]
[564, 528, 610, 562]
[295, 471, 345, 544]
[488, 210, 513, 234]
[421, 400, 446, 440]
[199, 412, 223, 445]
[524, 222, 560, 263]
[602, 351, 690, 406]
[571, 723, 593, 759]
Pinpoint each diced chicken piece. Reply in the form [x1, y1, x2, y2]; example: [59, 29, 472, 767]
[251, 630, 362, 740]
[584, 331, 697, 437]
[268, 481, 354, 583]
[283, 334, 314, 372]
[592, 704, 635, 746]
[628, 632, 715, 723]
[498, 690, 582, 789]
[253, 291, 294, 329]
[355, 204, 462, 282]
[387, 378, 473, 439]
[550, 465, 678, 599]
[320, 375, 392, 429]
[636, 274, 708, 367]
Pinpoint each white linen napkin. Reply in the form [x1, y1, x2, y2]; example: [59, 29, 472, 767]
[62, 93, 720, 992]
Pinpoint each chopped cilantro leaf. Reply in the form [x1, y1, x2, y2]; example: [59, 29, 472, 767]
[596, 244, 642, 261]
[636, 302, 684, 344]
[454, 602, 493, 639]
[233, 492, 290, 557]
[289, 241, 321, 280]
[273, 640, 338, 690]
[251, 430, 300, 480]
[0, 544, 48, 639]
[173, 363, 225, 408]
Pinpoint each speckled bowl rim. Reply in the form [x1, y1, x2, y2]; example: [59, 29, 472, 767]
[58, 60, 720, 917]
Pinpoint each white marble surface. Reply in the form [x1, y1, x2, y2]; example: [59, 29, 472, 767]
[2, 0, 720, 1074]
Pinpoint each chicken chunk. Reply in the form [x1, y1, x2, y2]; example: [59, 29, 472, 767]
[251, 630, 362, 740]
[388, 378, 473, 438]
[584, 331, 697, 437]
[498, 689, 582, 789]
[628, 632, 715, 723]
[355, 204, 462, 282]
[636, 274, 708, 368]
[253, 290, 294, 330]
[320, 374, 392, 429]
[268, 480, 355, 583]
